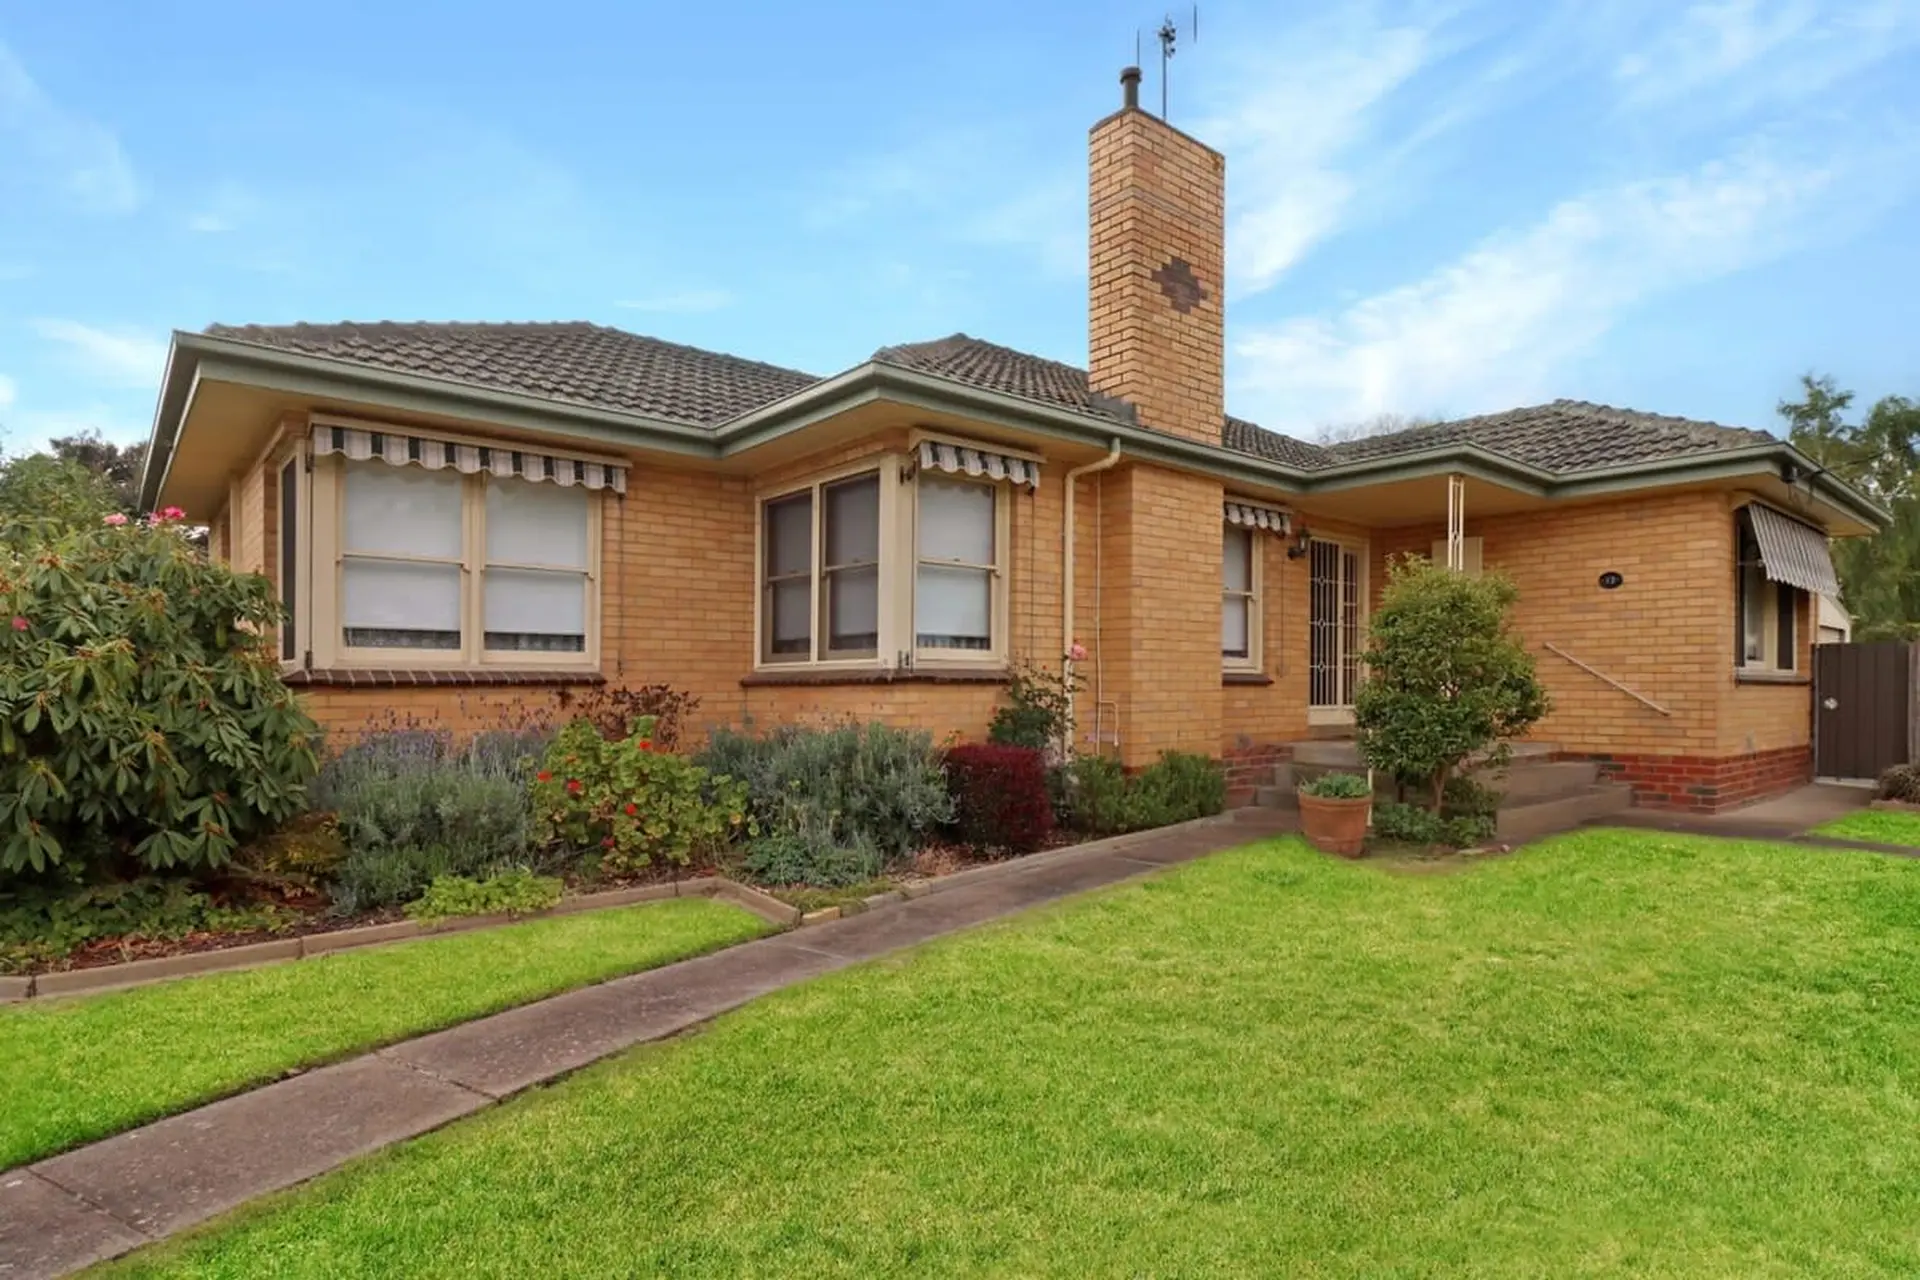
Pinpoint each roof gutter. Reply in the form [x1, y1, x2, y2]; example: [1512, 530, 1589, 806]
[140, 336, 1887, 535]
[138, 332, 718, 510]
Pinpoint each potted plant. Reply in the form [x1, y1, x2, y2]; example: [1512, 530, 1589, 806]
[1297, 772, 1373, 858]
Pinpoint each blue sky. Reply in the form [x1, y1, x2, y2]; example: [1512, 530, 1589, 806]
[2, 0, 1917, 453]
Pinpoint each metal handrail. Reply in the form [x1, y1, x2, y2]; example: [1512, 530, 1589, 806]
[1542, 642, 1673, 717]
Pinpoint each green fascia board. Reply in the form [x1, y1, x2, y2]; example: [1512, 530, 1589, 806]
[139, 336, 1888, 534]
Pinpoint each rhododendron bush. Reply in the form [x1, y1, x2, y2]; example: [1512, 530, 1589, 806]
[0, 510, 319, 876]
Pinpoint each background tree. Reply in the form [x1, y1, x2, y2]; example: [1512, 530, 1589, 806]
[1778, 374, 1920, 641]
[48, 432, 148, 514]
[0, 454, 122, 540]
[1354, 556, 1549, 812]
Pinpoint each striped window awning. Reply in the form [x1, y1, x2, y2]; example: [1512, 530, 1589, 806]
[310, 424, 628, 494]
[1747, 502, 1839, 597]
[1224, 500, 1293, 534]
[916, 439, 1041, 488]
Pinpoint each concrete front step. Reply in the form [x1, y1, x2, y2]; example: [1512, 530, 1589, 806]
[1495, 783, 1634, 844]
[1287, 739, 1560, 769]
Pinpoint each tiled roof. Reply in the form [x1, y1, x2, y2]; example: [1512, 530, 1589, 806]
[872, 333, 1112, 416]
[200, 322, 1776, 476]
[202, 321, 819, 427]
[1316, 400, 1776, 472]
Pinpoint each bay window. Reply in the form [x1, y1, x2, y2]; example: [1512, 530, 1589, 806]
[756, 441, 1025, 672]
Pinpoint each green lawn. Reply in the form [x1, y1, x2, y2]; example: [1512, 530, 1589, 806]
[106, 832, 1920, 1278]
[1813, 807, 1920, 847]
[2, 898, 767, 1169]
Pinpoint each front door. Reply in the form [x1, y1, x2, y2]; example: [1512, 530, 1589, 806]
[1309, 539, 1364, 723]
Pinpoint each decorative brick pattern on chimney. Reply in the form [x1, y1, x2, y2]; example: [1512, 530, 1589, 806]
[1088, 69, 1226, 446]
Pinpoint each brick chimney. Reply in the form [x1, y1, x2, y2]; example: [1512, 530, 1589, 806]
[1088, 65, 1226, 446]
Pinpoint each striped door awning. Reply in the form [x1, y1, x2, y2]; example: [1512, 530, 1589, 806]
[310, 424, 628, 494]
[1224, 500, 1292, 534]
[916, 439, 1041, 488]
[1747, 502, 1840, 597]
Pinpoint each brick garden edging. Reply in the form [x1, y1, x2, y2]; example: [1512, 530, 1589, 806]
[0, 878, 801, 1005]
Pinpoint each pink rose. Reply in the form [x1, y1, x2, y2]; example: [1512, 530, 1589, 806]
[9, 617, 26, 632]
[158, 506, 186, 522]
[103, 512, 129, 526]
[1068, 642, 1088, 663]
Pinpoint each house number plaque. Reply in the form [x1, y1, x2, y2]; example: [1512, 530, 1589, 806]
[1598, 572, 1624, 589]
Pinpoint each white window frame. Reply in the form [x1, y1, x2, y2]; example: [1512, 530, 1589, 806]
[1222, 522, 1261, 672]
[754, 459, 903, 670]
[305, 453, 602, 671]
[751, 450, 1016, 673]
[908, 470, 1010, 670]
[1736, 508, 1800, 675]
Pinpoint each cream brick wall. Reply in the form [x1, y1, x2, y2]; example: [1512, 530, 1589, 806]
[1088, 106, 1225, 446]
[1368, 490, 1809, 760]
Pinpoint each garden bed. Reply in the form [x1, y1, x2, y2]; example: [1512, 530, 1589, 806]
[0, 876, 796, 1002]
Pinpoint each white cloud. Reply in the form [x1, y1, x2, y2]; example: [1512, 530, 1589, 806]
[614, 289, 734, 314]
[0, 373, 16, 412]
[0, 41, 139, 214]
[1615, 0, 1920, 113]
[1232, 138, 1910, 430]
[31, 320, 169, 387]
[961, 174, 1084, 279]
[1199, 10, 1443, 295]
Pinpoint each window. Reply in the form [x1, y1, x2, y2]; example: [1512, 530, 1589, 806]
[823, 475, 880, 657]
[1736, 509, 1802, 672]
[309, 456, 599, 668]
[278, 457, 299, 662]
[759, 471, 884, 664]
[762, 491, 814, 661]
[754, 450, 1017, 671]
[341, 465, 464, 651]
[484, 480, 589, 653]
[916, 474, 996, 653]
[1223, 524, 1258, 667]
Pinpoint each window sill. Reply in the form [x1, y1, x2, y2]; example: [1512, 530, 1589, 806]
[284, 668, 606, 689]
[740, 666, 1009, 688]
[1222, 670, 1274, 686]
[1734, 669, 1808, 686]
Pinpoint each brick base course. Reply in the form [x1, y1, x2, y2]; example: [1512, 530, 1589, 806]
[1223, 742, 1292, 807]
[1569, 745, 1811, 813]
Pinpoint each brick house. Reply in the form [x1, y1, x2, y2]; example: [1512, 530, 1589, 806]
[138, 68, 1881, 814]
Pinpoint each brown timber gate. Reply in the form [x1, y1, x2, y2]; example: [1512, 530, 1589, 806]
[1812, 641, 1912, 780]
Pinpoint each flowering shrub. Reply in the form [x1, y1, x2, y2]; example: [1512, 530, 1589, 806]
[943, 743, 1056, 854]
[0, 509, 319, 876]
[531, 718, 749, 873]
[987, 648, 1085, 760]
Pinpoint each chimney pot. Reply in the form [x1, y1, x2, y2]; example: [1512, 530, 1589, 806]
[1120, 65, 1142, 110]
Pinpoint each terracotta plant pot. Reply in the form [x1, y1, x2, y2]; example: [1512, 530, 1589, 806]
[1298, 792, 1372, 858]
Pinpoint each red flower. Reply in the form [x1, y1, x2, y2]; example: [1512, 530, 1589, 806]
[9, 616, 25, 632]
[601, 836, 616, 848]
[565, 779, 583, 794]
[535, 770, 553, 783]
[637, 739, 653, 752]
[623, 802, 638, 817]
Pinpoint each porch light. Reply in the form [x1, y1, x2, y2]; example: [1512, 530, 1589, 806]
[1286, 526, 1312, 559]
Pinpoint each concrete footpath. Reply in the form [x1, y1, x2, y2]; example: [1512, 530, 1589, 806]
[0, 810, 1294, 1280]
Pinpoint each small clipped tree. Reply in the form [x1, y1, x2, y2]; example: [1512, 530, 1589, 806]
[0, 509, 320, 876]
[1354, 555, 1549, 814]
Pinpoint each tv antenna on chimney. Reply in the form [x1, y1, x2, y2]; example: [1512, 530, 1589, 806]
[1146, 6, 1198, 120]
